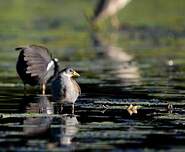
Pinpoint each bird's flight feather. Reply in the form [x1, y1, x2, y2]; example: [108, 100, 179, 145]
[15, 45, 53, 79]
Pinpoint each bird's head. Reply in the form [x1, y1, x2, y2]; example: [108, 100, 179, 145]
[62, 67, 80, 78]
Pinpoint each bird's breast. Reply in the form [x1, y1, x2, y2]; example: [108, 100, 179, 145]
[64, 80, 79, 103]
[52, 76, 80, 103]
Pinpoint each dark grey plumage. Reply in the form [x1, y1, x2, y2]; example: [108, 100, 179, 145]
[51, 67, 81, 104]
[15, 45, 59, 94]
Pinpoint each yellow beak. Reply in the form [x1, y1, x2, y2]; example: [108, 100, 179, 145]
[72, 71, 80, 77]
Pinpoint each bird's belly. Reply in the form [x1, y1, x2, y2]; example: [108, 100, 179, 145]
[64, 88, 78, 103]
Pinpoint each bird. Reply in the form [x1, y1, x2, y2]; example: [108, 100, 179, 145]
[92, 0, 132, 28]
[51, 67, 81, 113]
[15, 44, 59, 95]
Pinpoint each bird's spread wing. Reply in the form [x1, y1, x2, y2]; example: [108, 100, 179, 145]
[15, 45, 52, 78]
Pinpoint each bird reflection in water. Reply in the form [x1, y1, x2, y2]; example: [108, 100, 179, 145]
[59, 115, 78, 145]
[50, 113, 79, 147]
[23, 95, 53, 136]
[91, 32, 140, 85]
[22, 95, 79, 148]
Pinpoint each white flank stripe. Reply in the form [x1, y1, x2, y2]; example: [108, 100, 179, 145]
[47, 60, 54, 71]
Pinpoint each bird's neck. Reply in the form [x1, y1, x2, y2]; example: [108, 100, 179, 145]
[62, 74, 72, 81]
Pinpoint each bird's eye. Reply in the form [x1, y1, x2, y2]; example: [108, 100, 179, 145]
[69, 69, 73, 72]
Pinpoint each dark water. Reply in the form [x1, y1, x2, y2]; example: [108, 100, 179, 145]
[0, 0, 185, 151]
